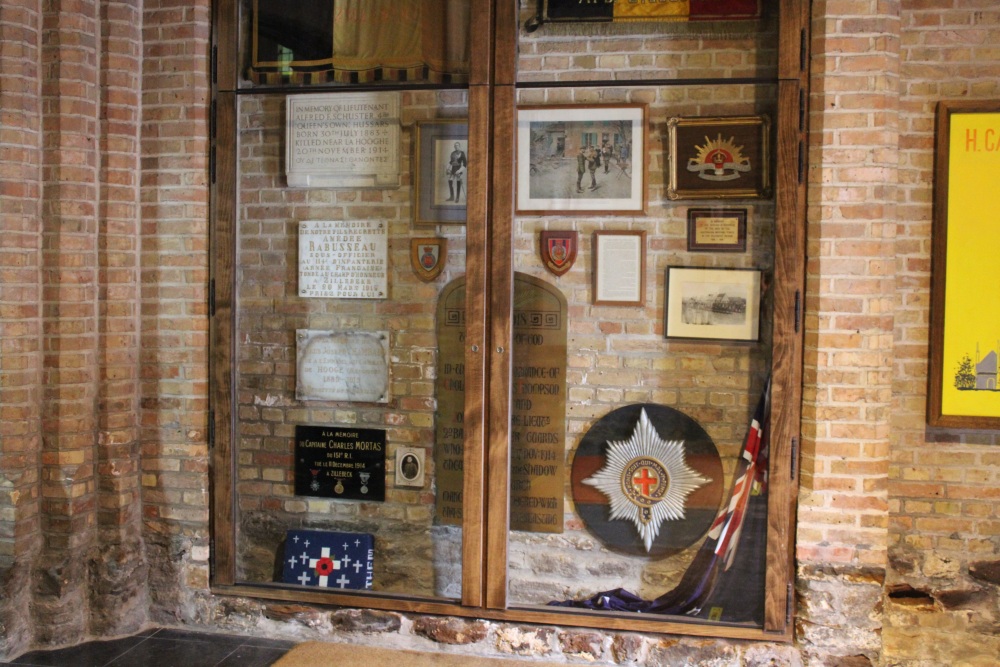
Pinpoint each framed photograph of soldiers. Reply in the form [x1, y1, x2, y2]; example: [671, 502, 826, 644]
[667, 115, 771, 200]
[414, 120, 468, 225]
[515, 104, 647, 215]
[664, 267, 762, 342]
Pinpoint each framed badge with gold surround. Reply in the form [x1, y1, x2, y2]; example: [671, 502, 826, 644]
[667, 115, 770, 200]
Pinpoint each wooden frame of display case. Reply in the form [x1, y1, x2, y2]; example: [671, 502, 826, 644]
[210, 0, 808, 641]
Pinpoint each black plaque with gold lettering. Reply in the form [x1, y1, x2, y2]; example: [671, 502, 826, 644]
[295, 425, 386, 501]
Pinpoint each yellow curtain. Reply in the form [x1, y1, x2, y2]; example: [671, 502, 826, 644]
[250, 0, 470, 85]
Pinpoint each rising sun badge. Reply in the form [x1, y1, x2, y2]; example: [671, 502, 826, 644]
[583, 408, 710, 552]
[686, 133, 752, 182]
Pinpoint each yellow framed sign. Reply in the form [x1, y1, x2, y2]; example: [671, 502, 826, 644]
[928, 100, 1000, 428]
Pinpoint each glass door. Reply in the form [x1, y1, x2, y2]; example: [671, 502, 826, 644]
[212, 0, 493, 609]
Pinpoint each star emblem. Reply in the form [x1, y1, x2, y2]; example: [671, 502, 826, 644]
[583, 408, 710, 552]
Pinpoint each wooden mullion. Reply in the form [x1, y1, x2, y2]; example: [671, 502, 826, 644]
[210, 90, 238, 587]
[459, 0, 495, 609]
[761, 0, 809, 635]
[778, 0, 810, 82]
[460, 86, 490, 610]
[482, 0, 518, 611]
[213, 0, 239, 92]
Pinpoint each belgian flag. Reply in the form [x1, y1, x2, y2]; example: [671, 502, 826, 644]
[542, 0, 761, 23]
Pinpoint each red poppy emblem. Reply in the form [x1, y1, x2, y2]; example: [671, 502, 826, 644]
[314, 557, 335, 576]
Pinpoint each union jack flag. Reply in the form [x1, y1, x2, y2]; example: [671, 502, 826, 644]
[281, 530, 374, 590]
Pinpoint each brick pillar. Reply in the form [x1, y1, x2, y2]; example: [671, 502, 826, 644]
[0, 0, 44, 656]
[35, 0, 101, 644]
[90, 0, 147, 634]
[798, 0, 899, 663]
[140, 0, 212, 622]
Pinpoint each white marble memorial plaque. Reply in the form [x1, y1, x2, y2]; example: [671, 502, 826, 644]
[298, 220, 388, 299]
[286, 92, 400, 188]
[296, 330, 390, 403]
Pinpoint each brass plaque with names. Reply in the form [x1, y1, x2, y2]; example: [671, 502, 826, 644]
[435, 273, 567, 532]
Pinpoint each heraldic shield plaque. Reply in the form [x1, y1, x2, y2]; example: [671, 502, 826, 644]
[571, 404, 723, 558]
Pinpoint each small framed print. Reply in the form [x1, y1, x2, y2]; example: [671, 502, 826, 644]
[664, 267, 761, 342]
[667, 115, 771, 200]
[516, 104, 647, 215]
[593, 230, 646, 306]
[414, 120, 468, 225]
[395, 447, 425, 488]
[687, 208, 748, 252]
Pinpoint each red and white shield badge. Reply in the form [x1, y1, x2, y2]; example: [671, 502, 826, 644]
[410, 237, 446, 282]
[539, 230, 578, 277]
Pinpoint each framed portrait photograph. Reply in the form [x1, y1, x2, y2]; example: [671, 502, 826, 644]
[927, 100, 1000, 428]
[395, 446, 425, 488]
[516, 104, 647, 215]
[593, 230, 646, 306]
[667, 115, 770, 200]
[687, 207, 748, 252]
[664, 267, 761, 342]
[414, 119, 468, 225]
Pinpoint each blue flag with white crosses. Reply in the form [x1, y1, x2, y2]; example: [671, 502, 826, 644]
[281, 530, 374, 590]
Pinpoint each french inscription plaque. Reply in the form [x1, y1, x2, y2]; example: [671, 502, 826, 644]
[435, 273, 567, 532]
[294, 425, 386, 501]
[296, 330, 389, 403]
[298, 220, 388, 299]
[286, 92, 400, 188]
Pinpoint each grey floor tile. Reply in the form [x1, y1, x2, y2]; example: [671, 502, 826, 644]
[5, 635, 146, 667]
[2, 629, 295, 667]
[104, 636, 244, 666]
[216, 645, 289, 667]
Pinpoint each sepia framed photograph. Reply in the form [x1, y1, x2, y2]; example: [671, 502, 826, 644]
[516, 104, 647, 215]
[664, 267, 761, 342]
[687, 207, 748, 252]
[667, 115, 770, 200]
[593, 230, 646, 306]
[414, 119, 468, 225]
[927, 100, 1000, 428]
[395, 446, 425, 488]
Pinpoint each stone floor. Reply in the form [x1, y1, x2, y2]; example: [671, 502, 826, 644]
[0, 628, 296, 667]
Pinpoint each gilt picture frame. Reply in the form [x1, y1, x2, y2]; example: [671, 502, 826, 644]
[667, 115, 770, 200]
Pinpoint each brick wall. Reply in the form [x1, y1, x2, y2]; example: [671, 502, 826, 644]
[92, 0, 146, 634]
[885, 1, 1000, 663]
[139, 0, 212, 622]
[0, 0, 43, 656]
[36, 0, 102, 642]
[0, 0, 212, 652]
[799, 0, 898, 570]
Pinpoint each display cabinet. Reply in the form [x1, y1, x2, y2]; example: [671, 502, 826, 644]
[210, 0, 808, 640]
